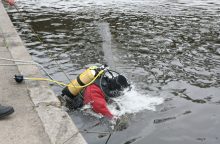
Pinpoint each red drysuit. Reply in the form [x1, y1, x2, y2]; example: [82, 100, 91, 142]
[83, 84, 113, 119]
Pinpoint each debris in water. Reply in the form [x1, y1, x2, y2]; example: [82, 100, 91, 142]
[153, 117, 176, 124]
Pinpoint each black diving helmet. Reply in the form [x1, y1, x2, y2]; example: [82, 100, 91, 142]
[108, 75, 129, 91]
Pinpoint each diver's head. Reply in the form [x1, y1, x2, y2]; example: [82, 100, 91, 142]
[109, 75, 129, 91]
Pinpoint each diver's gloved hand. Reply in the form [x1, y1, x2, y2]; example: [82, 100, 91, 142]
[111, 116, 119, 123]
[111, 115, 129, 131]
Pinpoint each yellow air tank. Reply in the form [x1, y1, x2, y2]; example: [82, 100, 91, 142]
[62, 66, 99, 98]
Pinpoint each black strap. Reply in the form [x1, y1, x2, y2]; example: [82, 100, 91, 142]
[77, 76, 85, 86]
[62, 86, 75, 98]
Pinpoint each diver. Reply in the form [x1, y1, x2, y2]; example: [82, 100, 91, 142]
[61, 65, 130, 120]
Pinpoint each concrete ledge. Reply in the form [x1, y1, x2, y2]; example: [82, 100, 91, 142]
[36, 105, 86, 144]
[1, 2, 87, 144]
[28, 84, 61, 107]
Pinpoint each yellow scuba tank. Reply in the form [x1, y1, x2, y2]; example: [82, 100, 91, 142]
[62, 66, 100, 98]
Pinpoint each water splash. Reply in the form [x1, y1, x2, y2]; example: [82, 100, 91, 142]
[109, 85, 164, 117]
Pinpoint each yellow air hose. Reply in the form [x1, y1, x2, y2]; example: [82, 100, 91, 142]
[24, 70, 105, 88]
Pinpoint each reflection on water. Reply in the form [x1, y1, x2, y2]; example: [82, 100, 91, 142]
[5, 0, 220, 143]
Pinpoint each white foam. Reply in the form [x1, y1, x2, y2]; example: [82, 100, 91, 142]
[108, 86, 164, 117]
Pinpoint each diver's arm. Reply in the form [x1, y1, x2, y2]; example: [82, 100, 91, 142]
[83, 84, 113, 119]
[91, 97, 113, 119]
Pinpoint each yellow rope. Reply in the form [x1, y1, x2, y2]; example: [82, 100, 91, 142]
[26, 70, 104, 88]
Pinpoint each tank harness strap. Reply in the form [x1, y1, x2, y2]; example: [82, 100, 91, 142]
[62, 86, 74, 98]
[77, 76, 85, 86]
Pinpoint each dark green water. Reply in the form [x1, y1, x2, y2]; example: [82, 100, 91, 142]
[5, 0, 220, 143]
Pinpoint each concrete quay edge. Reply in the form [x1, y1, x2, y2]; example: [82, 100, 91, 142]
[1, 2, 87, 144]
